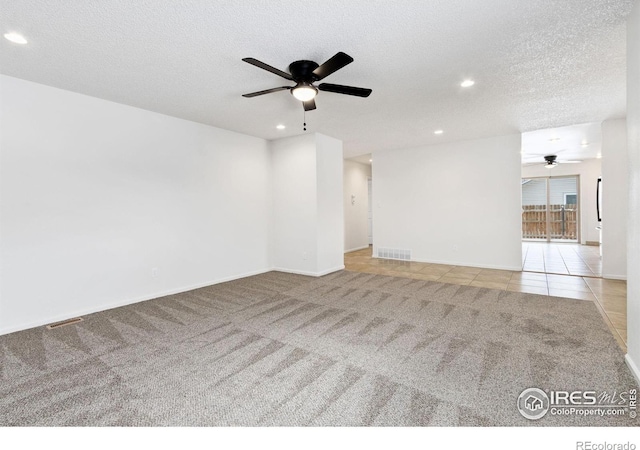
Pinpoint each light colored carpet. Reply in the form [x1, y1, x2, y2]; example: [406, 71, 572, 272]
[0, 270, 636, 426]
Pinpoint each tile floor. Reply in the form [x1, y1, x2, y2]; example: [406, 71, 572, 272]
[344, 245, 627, 351]
[522, 241, 602, 277]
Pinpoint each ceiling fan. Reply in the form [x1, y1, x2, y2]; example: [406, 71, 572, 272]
[241, 52, 372, 111]
[524, 154, 582, 169]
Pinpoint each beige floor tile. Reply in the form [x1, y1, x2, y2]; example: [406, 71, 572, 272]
[418, 264, 452, 274]
[606, 312, 626, 329]
[546, 273, 587, 283]
[406, 272, 443, 281]
[385, 265, 413, 273]
[544, 264, 569, 270]
[509, 279, 548, 288]
[419, 268, 453, 278]
[438, 272, 476, 281]
[547, 283, 593, 294]
[596, 291, 627, 300]
[568, 270, 597, 277]
[345, 263, 368, 270]
[363, 266, 387, 274]
[426, 264, 456, 272]
[618, 329, 627, 343]
[478, 268, 514, 276]
[596, 293, 627, 304]
[512, 272, 548, 281]
[404, 263, 432, 273]
[593, 303, 627, 350]
[584, 278, 627, 295]
[449, 266, 483, 275]
[474, 273, 513, 283]
[597, 302, 626, 315]
[379, 269, 403, 276]
[548, 288, 596, 301]
[437, 275, 472, 286]
[469, 280, 509, 290]
[507, 284, 549, 296]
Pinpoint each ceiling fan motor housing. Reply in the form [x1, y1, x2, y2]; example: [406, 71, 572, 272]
[289, 60, 321, 82]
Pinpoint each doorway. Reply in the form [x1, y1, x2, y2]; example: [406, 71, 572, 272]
[521, 175, 579, 242]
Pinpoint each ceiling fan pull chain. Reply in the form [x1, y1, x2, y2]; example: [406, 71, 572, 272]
[303, 110, 307, 131]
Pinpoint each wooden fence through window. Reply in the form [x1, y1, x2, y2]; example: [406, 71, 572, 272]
[522, 204, 577, 240]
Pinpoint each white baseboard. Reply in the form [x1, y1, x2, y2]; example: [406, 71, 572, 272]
[272, 265, 345, 277]
[602, 273, 628, 281]
[344, 245, 370, 253]
[625, 354, 640, 386]
[0, 267, 272, 337]
[316, 265, 346, 276]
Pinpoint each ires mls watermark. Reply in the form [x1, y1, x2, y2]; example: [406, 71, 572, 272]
[517, 387, 637, 420]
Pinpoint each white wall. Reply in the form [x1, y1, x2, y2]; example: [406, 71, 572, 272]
[316, 134, 344, 273]
[373, 134, 522, 270]
[522, 159, 602, 244]
[601, 119, 628, 280]
[270, 134, 318, 274]
[270, 133, 344, 276]
[626, 0, 640, 383]
[343, 160, 371, 252]
[0, 75, 272, 335]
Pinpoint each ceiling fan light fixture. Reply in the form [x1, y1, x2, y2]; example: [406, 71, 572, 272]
[291, 83, 318, 102]
[545, 163, 557, 169]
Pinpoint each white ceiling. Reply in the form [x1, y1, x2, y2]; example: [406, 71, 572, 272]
[0, 0, 633, 158]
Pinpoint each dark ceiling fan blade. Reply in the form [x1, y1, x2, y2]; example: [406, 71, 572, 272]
[312, 52, 354, 80]
[303, 98, 316, 111]
[242, 58, 294, 80]
[318, 83, 372, 97]
[242, 86, 292, 98]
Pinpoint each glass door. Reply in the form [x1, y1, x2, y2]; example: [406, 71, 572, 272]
[548, 176, 578, 241]
[522, 178, 548, 240]
[522, 176, 579, 242]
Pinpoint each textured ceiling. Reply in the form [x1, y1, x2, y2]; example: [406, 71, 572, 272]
[0, 0, 633, 158]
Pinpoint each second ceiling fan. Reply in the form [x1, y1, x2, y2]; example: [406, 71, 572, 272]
[241, 51, 372, 111]
[524, 154, 582, 169]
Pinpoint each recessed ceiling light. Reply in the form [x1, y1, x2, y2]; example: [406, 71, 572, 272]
[549, 138, 560, 143]
[581, 142, 589, 147]
[369, 159, 373, 162]
[276, 124, 285, 130]
[4, 32, 27, 44]
[434, 130, 444, 135]
[460, 79, 475, 88]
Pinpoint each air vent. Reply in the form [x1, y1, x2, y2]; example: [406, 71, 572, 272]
[377, 247, 411, 261]
[46, 317, 83, 329]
